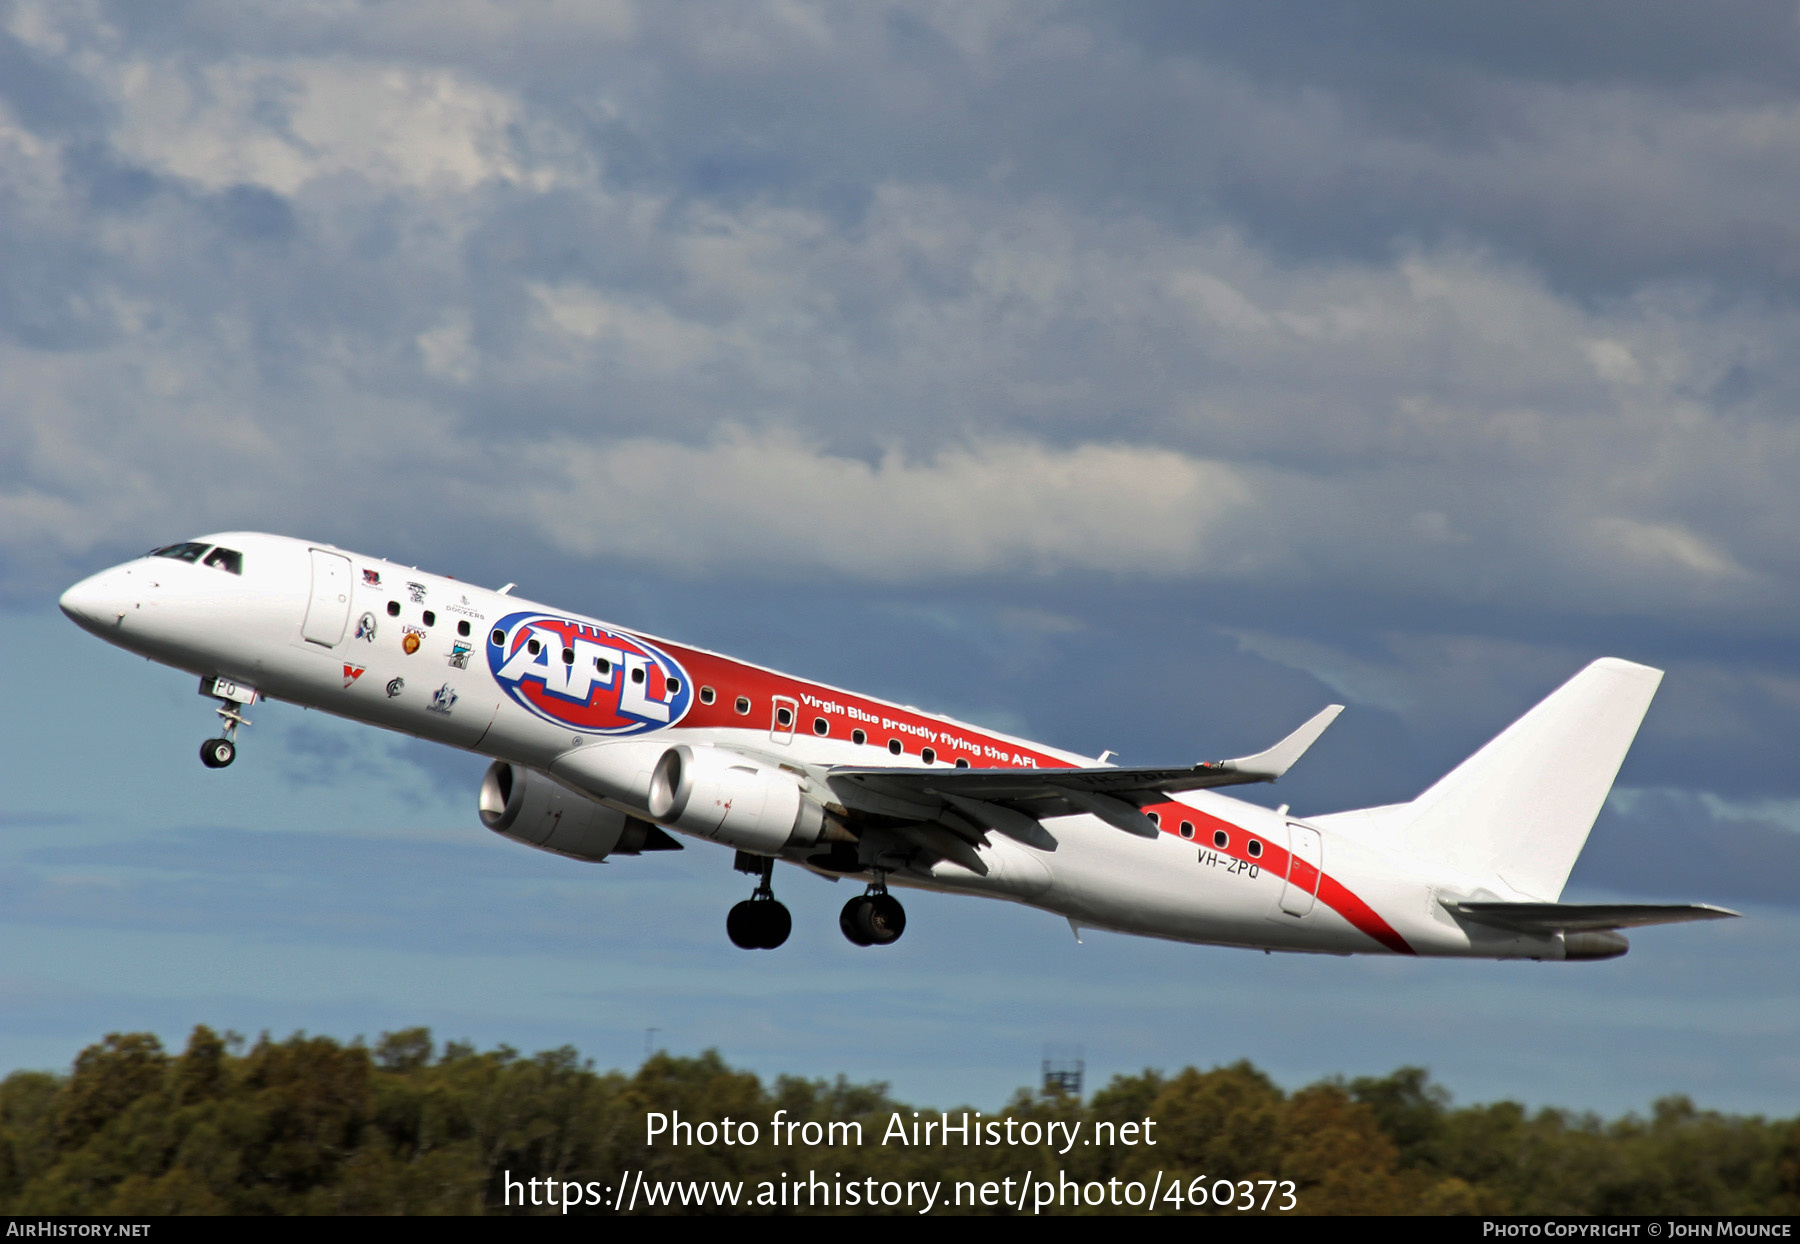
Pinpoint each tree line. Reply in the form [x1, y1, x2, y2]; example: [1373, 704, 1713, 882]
[0, 1026, 1795, 1214]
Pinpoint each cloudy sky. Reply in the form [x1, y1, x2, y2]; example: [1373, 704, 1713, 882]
[4, 0, 1799, 1115]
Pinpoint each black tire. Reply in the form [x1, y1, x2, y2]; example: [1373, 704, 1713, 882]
[727, 900, 760, 949]
[200, 738, 236, 769]
[862, 893, 906, 945]
[758, 901, 792, 950]
[840, 897, 874, 946]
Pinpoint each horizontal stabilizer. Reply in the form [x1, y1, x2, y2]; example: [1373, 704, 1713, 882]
[1449, 901, 1739, 934]
[1215, 704, 1343, 780]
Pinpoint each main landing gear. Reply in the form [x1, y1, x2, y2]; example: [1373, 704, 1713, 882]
[200, 702, 250, 769]
[727, 855, 792, 950]
[840, 874, 906, 947]
[722, 855, 906, 949]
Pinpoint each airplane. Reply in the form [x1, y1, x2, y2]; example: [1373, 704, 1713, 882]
[58, 532, 1737, 958]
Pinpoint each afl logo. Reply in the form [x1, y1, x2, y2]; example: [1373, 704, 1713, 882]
[487, 611, 692, 736]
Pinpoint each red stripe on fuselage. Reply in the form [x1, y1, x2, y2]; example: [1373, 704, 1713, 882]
[661, 645, 1079, 771]
[1144, 800, 1414, 955]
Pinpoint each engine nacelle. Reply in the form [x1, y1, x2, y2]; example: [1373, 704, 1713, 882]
[647, 745, 826, 854]
[479, 762, 673, 862]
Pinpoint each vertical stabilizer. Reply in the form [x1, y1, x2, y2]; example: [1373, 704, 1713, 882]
[1397, 658, 1662, 900]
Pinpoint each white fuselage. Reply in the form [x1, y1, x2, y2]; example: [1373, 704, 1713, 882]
[59, 532, 1565, 960]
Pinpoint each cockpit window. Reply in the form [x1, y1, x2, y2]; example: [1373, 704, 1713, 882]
[202, 546, 243, 575]
[149, 542, 210, 563]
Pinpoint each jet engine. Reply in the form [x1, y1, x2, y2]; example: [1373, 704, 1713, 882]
[479, 762, 676, 862]
[647, 745, 827, 855]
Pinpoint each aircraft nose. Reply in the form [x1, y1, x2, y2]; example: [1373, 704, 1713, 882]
[59, 568, 126, 633]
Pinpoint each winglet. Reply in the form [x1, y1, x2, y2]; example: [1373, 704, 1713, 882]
[1214, 704, 1344, 780]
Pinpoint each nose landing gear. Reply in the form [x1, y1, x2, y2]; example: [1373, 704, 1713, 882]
[199, 680, 255, 769]
[727, 855, 792, 950]
[840, 874, 906, 947]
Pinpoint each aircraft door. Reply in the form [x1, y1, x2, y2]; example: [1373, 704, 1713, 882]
[770, 695, 798, 745]
[301, 549, 353, 646]
[1278, 822, 1323, 917]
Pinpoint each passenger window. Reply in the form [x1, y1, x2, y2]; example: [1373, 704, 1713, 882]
[813, 717, 829, 736]
[921, 747, 936, 765]
[457, 620, 470, 637]
[202, 547, 243, 575]
[1247, 839, 1263, 858]
[668, 678, 682, 694]
[852, 729, 866, 746]
[631, 667, 646, 684]
[700, 686, 716, 704]
[489, 629, 504, 646]
[562, 647, 575, 665]
[954, 758, 970, 769]
[1180, 821, 1194, 839]
[775, 706, 793, 727]
[1147, 812, 1160, 827]
[423, 610, 436, 627]
[735, 696, 751, 715]
[887, 739, 902, 755]
[387, 601, 401, 617]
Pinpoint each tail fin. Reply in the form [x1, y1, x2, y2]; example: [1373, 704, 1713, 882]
[1395, 658, 1663, 900]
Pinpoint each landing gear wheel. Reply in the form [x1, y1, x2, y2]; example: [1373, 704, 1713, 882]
[862, 893, 905, 945]
[840, 897, 874, 947]
[728, 854, 792, 950]
[200, 738, 236, 769]
[728, 899, 792, 950]
[840, 893, 906, 946]
[757, 900, 792, 949]
[727, 900, 760, 948]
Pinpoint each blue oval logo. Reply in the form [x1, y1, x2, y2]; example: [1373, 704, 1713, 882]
[487, 612, 692, 736]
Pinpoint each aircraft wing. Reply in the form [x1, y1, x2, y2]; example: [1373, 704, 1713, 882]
[825, 704, 1343, 844]
[1448, 902, 1740, 933]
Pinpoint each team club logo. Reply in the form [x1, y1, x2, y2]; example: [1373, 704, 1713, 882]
[487, 611, 692, 736]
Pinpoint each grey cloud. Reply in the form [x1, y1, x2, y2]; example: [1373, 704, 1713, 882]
[6, 4, 1800, 625]
[1570, 787, 1800, 909]
[0, 27, 106, 136]
[34, 1, 1800, 302]
[205, 183, 296, 242]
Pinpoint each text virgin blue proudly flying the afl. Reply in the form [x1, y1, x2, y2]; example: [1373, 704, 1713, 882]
[487, 612, 692, 735]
